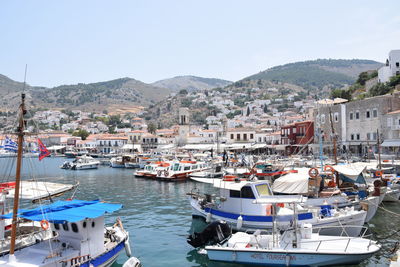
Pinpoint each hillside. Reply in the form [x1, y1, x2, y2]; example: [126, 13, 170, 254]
[152, 75, 232, 92]
[244, 59, 383, 94]
[0, 75, 171, 112]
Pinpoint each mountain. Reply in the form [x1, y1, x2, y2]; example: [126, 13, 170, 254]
[0, 75, 171, 112]
[152, 75, 232, 92]
[243, 59, 383, 92]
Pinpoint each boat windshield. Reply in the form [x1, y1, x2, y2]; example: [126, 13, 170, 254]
[255, 184, 272, 197]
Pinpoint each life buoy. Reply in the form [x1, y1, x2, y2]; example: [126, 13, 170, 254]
[277, 203, 284, 208]
[308, 168, 319, 178]
[157, 170, 162, 177]
[375, 170, 383, 177]
[223, 175, 236, 181]
[164, 170, 169, 177]
[40, 220, 50, 230]
[265, 204, 272, 216]
[324, 165, 335, 174]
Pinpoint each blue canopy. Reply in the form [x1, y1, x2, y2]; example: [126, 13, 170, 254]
[1, 199, 122, 224]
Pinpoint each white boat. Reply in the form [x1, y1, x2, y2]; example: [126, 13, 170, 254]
[190, 165, 224, 179]
[189, 180, 367, 236]
[0, 200, 131, 267]
[158, 161, 209, 181]
[205, 223, 380, 266]
[70, 155, 100, 170]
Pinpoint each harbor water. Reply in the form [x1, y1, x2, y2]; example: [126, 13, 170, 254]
[1, 157, 399, 267]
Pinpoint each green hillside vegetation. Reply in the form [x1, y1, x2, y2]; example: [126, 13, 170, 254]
[245, 59, 382, 93]
[331, 71, 400, 100]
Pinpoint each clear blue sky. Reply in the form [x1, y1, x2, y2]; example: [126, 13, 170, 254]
[1, 0, 399, 87]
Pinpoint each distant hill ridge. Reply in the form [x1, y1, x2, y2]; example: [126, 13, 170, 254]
[152, 75, 232, 92]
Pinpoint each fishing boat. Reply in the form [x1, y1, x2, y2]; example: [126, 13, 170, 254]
[188, 179, 367, 236]
[204, 199, 380, 267]
[134, 161, 171, 179]
[189, 164, 224, 179]
[0, 200, 132, 267]
[70, 155, 100, 170]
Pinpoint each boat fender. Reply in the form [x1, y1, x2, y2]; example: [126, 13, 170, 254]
[265, 204, 272, 216]
[206, 212, 212, 223]
[125, 238, 132, 257]
[236, 215, 243, 229]
[308, 168, 319, 178]
[157, 170, 162, 177]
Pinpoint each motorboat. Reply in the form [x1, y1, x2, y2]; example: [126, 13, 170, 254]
[110, 155, 137, 168]
[134, 161, 171, 179]
[158, 161, 209, 181]
[190, 164, 224, 179]
[205, 219, 379, 266]
[188, 180, 367, 236]
[70, 155, 100, 170]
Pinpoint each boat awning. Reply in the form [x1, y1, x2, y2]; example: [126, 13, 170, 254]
[332, 164, 367, 184]
[0, 199, 122, 223]
[381, 140, 400, 147]
[272, 168, 310, 194]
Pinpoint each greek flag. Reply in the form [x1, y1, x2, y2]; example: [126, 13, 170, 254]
[4, 137, 18, 152]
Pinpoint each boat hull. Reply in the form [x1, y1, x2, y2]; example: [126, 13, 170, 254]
[191, 199, 366, 236]
[206, 249, 376, 267]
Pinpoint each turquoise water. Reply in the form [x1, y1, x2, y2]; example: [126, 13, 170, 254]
[0, 157, 398, 267]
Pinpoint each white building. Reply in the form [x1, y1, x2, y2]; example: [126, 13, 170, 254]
[378, 50, 400, 83]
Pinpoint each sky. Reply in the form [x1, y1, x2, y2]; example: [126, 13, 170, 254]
[1, 0, 400, 87]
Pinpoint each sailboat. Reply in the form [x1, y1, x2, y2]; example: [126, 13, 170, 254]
[0, 93, 132, 266]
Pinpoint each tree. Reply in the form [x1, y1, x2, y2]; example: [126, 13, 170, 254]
[179, 89, 188, 95]
[246, 106, 250, 116]
[263, 105, 269, 113]
[72, 129, 90, 140]
[356, 72, 369, 86]
[369, 83, 391, 97]
[148, 122, 156, 134]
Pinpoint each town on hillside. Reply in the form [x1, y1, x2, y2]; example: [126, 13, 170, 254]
[1, 49, 400, 160]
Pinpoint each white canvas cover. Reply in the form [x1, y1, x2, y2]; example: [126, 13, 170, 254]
[332, 164, 366, 181]
[272, 168, 310, 194]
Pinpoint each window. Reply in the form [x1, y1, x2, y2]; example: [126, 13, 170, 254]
[230, 134, 234, 139]
[184, 166, 190, 171]
[334, 112, 339, 122]
[397, 62, 399, 67]
[321, 114, 325, 124]
[71, 223, 79, 233]
[367, 133, 370, 140]
[373, 132, 377, 140]
[230, 190, 241, 198]
[83, 221, 87, 228]
[237, 134, 240, 140]
[373, 109, 378, 118]
[355, 111, 359, 119]
[240, 186, 255, 199]
[243, 134, 247, 140]
[366, 110, 370, 118]
[92, 221, 95, 228]
[356, 134, 360, 140]
[62, 223, 69, 231]
[54, 223, 60, 230]
[349, 112, 353, 120]
[388, 117, 393, 127]
[255, 184, 272, 197]
[250, 134, 254, 139]
[351, 134, 354, 141]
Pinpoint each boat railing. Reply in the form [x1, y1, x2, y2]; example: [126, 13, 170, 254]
[312, 225, 370, 238]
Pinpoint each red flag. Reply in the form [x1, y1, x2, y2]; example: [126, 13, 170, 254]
[38, 138, 50, 161]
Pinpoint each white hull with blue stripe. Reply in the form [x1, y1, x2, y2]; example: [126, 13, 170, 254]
[189, 180, 367, 236]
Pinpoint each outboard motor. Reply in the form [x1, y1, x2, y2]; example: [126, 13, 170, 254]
[187, 220, 232, 248]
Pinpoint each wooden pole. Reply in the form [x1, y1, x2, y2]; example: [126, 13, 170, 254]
[9, 93, 26, 256]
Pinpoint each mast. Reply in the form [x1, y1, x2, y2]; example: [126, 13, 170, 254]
[9, 93, 26, 256]
[328, 107, 338, 165]
[377, 129, 381, 170]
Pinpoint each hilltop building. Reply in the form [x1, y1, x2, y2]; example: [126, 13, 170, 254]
[378, 50, 400, 83]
